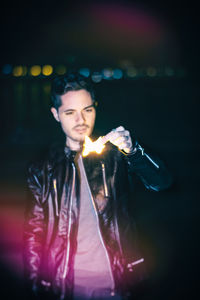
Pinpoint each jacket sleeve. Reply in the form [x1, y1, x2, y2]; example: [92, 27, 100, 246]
[125, 143, 173, 191]
[23, 163, 46, 292]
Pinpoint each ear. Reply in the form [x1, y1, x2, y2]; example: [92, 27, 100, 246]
[51, 107, 60, 122]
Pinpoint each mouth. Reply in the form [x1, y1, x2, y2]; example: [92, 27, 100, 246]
[74, 126, 88, 134]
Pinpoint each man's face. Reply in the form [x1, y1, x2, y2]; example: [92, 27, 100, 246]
[51, 89, 96, 148]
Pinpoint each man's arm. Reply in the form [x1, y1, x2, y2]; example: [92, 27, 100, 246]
[125, 143, 173, 191]
[23, 164, 45, 293]
[109, 126, 173, 191]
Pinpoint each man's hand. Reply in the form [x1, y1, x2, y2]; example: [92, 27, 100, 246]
[106, 126, 134, 154]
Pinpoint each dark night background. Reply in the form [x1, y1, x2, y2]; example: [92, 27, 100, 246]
[0, 0, 199, 299]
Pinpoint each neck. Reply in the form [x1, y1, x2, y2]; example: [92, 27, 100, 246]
[66, 137, 83, 151]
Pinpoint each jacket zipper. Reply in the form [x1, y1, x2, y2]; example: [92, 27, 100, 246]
[81, 156, 115, 295]
[138, 144, 160, 169]
[53, 179, 59, 217]
[144, 153, 159, 169]
[101, 162, 109, 197]
[61, 163, 76, 299]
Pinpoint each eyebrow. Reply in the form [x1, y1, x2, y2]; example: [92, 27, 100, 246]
[63, 104, 94, 113]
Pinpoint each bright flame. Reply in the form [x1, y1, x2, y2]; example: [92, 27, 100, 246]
[82, 136, 105, 157]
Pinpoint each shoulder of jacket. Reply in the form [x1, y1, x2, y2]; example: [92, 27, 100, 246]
[27, 142, 66, 174]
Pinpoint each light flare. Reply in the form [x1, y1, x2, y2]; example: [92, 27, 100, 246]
[82, 131, 127, 156]
[82, 136, 106, 157]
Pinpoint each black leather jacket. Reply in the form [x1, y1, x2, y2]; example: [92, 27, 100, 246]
[23, 142, 172, 299]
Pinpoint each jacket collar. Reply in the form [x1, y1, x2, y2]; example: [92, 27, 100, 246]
[64, 146, 79, 161]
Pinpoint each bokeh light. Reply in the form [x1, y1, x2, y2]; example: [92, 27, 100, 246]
[30, 65, 41, 76]
[165, 67, 174, 76]
[13, 66, 23, 77]
[102, 68, 113, 79]
[2, 64, 12, 75]
[126, 67, 138, 78]
[79, 68, 90, 77]
[42, 65, 53, 76]
[146, 67, 157, 77]
[55, 65, 66, 75]
[91, 72, 102, 83]
[113, 69, 123, 79]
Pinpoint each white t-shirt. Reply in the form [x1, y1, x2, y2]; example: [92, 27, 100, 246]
[73, 154, 113, 289]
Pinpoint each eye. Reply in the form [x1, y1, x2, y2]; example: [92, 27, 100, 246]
[84, 108, 93, 113]
[65, 111, 74, 115]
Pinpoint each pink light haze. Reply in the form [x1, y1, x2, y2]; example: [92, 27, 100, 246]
[89, 3, 163, 40]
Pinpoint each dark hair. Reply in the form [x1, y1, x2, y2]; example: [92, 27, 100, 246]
[51, 72, 96, 110]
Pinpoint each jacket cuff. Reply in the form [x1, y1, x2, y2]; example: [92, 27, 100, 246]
[122, 142, 144, 160]
[125, 143, 161, 171]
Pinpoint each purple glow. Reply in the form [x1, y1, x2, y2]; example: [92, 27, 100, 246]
[0, 204, 24, 275]
[89, 3, 163, 39]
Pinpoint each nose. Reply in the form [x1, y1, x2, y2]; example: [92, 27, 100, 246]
[75, 111, 85, 124]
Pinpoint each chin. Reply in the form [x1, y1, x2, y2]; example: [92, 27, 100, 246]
[72, 130, 92, 143]
[74, 135, 86, 142]
[79, 137, 85, 143]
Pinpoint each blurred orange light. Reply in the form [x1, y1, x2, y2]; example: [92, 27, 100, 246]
[42, 65, 53, 76]
[30, 65, 41, 76]
[13, 66, 23, 77]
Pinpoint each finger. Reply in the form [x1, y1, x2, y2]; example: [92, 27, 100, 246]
[110, 133, 129, 144]
[123, 147, 132, 153]
[112, 138, 132, 151]
[102, 129, 122, 143]
[124, 130, 130, 137]
[114, 126, 125, 132]
[101, 130, 116, 144]
[103, 127, 129, 145]
[113, 129, 131, 142]
[118, 141, 132, 150]
[110, 136, 124, 146]
[109, 131, 124, 142]
[111, 133, 131, 144]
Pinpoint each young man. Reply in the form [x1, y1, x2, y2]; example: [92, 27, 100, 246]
[23, 73, 172, 300]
